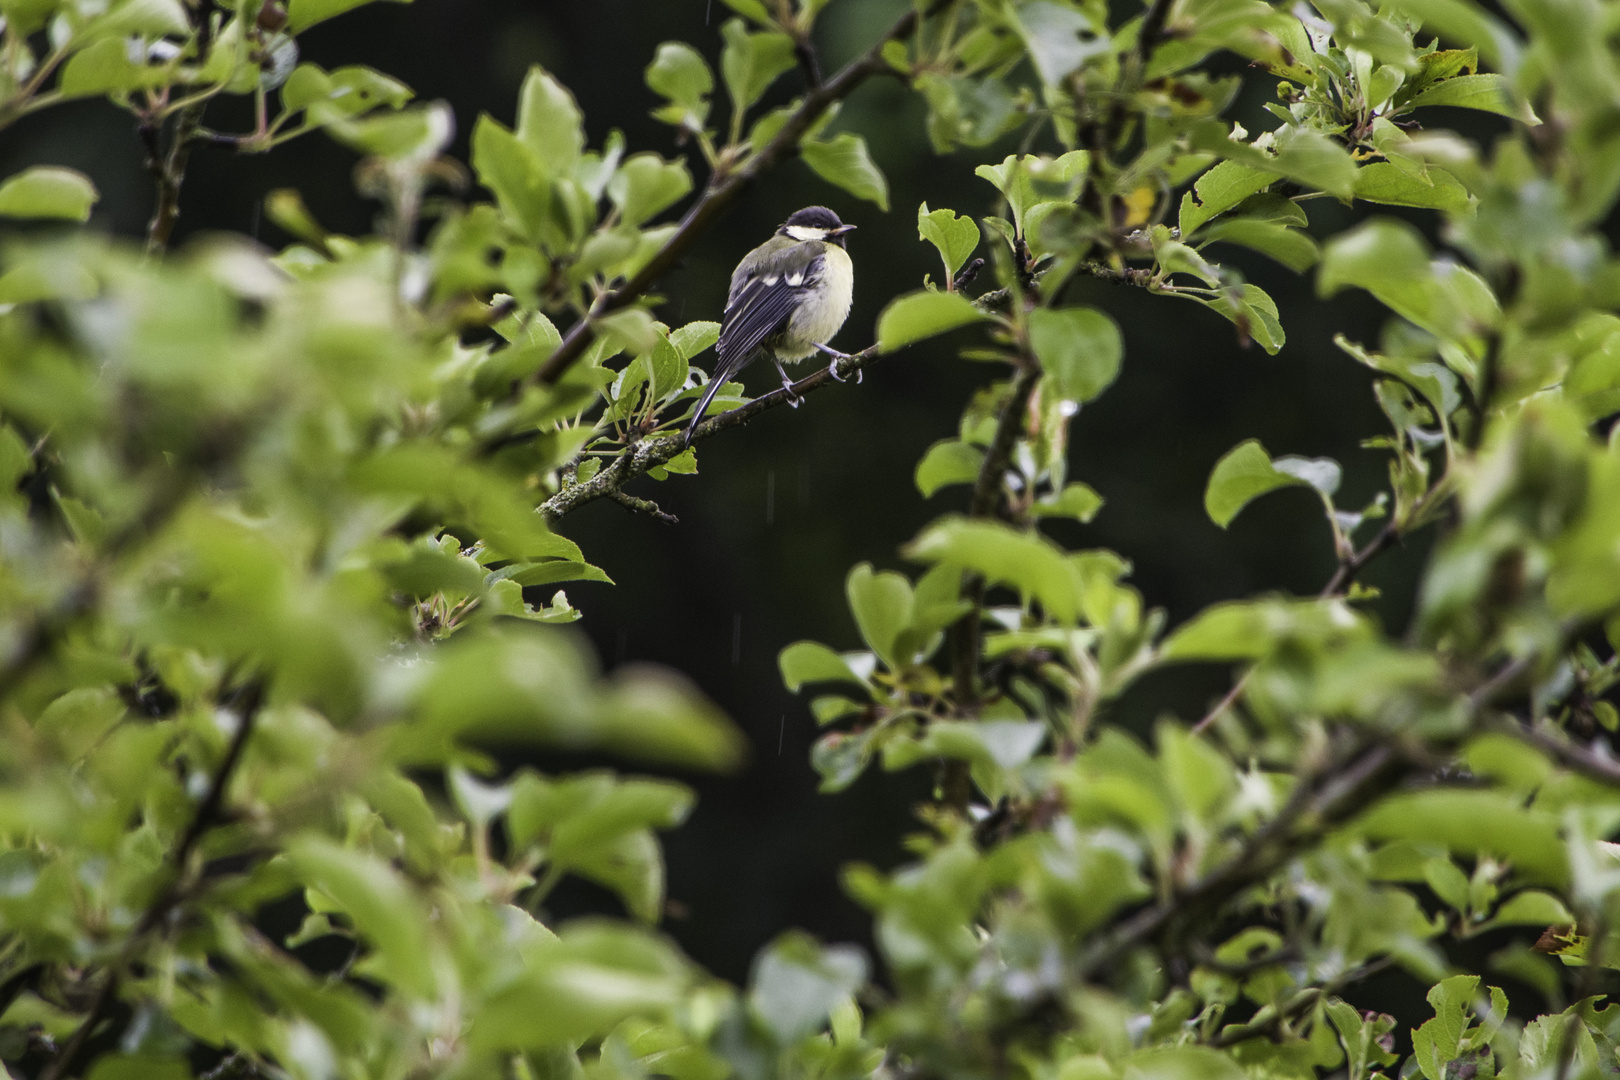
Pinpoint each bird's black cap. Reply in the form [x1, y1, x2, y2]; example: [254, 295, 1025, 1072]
[781, 206, 844, 230]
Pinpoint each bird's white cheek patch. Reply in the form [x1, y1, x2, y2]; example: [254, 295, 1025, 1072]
[784, 225, 826, 242]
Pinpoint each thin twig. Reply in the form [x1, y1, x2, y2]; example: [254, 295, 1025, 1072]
[947, 363, 1042, 714]
[953, 258, 986, 291]
[37, 971, 118, 1080]
[793, 38, 824, 89]
[1209, 956, 1395, 1049]
[1320, 520, 1399, 597]
[1492, 717, 1620, 787]
[609, 488, 679, 525]
[144, 103, 206, 255]
[529, 1, 948, 387]
[969, 363, 1040, 520]
[1192, 519, 1401, 734]
[1136, 0, 1175, 64]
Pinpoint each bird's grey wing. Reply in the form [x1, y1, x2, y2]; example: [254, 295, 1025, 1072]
[716, 250, 826, 368]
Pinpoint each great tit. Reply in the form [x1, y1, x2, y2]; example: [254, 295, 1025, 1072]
[683, 205, 856, 448]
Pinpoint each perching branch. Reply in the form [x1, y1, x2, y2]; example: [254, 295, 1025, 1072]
[529, 1, 947, 387]
[538, 345, 882, 522]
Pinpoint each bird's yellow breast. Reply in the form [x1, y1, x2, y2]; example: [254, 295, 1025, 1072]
[780, 244, 854, 362]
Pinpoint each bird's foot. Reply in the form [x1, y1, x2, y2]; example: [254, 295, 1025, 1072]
[817, 343, 860, 384]
[774, 361, 805, 408]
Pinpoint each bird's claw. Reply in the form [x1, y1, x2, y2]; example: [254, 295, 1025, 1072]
[818, 343, 858, 383]
[785, 389, 803, 408]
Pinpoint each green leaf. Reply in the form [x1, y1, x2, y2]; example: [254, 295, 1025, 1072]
[0, 167, 98, 222]
[906, 516, 1083, 624]
[285, 64, 413, 124]
[326, 101, 453, 162]
[286, 837, 437, 998]
[1352, 162, 1473, 213]
[1270, 127, 1359, 200]
[1198, 218, 1319, 272]
[1318, 218, 1499, 344]
[447, 765, 510, 828]
[1203, 283, 1285, 354]
[1408, 73, 1538, 123]
[1388, 0, 1519, 70]
[606, 153, 692, 227]
[1012, 0, 1108, 87]
[516, 66, 585, 178]
[779, 641, 869, 693]
[917, 203, 981, 283]
[1028, 306, 1123, 403]
[58, 36, 160, 99]
[748, 932, 867, 1045]
[1487, 889, 1573, 927]
[1123, 1046, 1249, 1080]
[644, 332, 688, 402]
[0, 0, 58, 34]
[86, 1056, 191, 1080]
[1179, 160, 1280, 238]
[670, 320, 721, 359]
[974, 153, 1086, 237]
[507, 771, 692, 921]
[1204, 438, 1337, 527]
[1160, 597, 1369, 662]
[1356, 791, 1568, 885]
[876, 290, 990, 352]
[1032, 482, 1104, 523]
[801, 132, 889, 210]
[286, 0, 407, 33]
[718, 0, 772, 23]
[646, 41, 713, 127]
[846, 563, 913, 669]
[915, 439, 984, 498]
[492, 560, 612, 588]
[83, 0, 189, 38]
[720, 19, 796, 116]
[469, 920, 690, 1050]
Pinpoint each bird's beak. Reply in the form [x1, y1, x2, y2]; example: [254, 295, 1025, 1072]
[830, 224, 857, 236]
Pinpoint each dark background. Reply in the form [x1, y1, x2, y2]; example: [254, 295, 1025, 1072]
[4, 0, 1482, 993]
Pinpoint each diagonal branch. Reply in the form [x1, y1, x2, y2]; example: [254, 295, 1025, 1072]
[1077, 740, 1410, 978]
[529, 2, 944, 387]
[1084, 653, 1540, 980]
[40, 679, 263, 1080]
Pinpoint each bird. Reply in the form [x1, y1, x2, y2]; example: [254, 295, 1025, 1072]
[683, 205, 856, 448]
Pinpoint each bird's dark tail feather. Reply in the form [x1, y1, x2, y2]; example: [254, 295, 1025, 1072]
[683, 369, 730, 450]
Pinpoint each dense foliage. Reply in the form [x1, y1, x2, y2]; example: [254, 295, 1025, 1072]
[3, 0, 1620, 1077]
